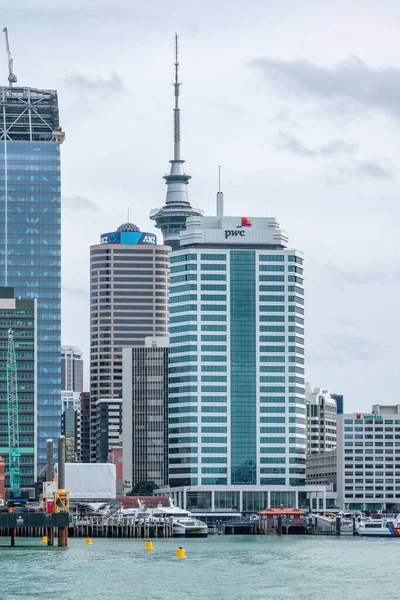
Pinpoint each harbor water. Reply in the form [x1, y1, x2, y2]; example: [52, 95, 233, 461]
[1, 535, 398, 600]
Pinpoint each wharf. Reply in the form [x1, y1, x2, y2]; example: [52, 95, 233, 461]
[0, 512, 70, 546]
[69, 517, 175, 539]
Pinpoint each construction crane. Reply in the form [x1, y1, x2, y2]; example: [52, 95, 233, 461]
[6, 328, 21, 497]
[3, 27, 17, 87]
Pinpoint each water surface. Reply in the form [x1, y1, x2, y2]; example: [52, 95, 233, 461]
[0, 535, 397, 600]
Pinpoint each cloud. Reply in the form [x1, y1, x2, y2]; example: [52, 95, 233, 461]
[324, 264, 395, 285]
[63, 196, 99, 212]
[64, 72, 125, 94]
[338, 159, 394, 180]
[252, 55, 400, 119]
[309, 334, 386, 366]
[276, 132, 354, 158]
[63, 285, 88, 299]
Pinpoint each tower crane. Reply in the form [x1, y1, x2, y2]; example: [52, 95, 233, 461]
[7, 328, 21, 497]
[3, 27, 17, 87]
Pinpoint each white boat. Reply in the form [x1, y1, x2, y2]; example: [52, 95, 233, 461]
[358, 514, 400, 537]
[152, 504, 208, 538]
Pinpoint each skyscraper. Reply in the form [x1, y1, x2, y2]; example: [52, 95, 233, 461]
[61, 346, 83, 396]
[0, 86, 64, 470]
[122, 337, 169, 491]
[90, 222, 169, 460]
[161, 209, 320, 513]
[306, 386, 337, 454]
[0, 286, 36, 496]
[150, 35, 202, 250]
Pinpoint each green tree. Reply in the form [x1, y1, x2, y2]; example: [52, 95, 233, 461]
[126, 481, 158, 496]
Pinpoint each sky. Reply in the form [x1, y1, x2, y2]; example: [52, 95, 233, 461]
[2, 0, 400, 411]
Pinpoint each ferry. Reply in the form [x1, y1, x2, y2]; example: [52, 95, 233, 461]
[152, 504, 208, 538]
[358, 515, 400, 537]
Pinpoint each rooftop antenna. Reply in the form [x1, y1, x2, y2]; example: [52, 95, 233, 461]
[3, 27, 17, 87]
[216, 165, 224, 218]
[127, 206, 130, 222]
[173, 33, 181, 161]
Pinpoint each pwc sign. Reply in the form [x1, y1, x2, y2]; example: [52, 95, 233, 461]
[225, 217, 252, 239]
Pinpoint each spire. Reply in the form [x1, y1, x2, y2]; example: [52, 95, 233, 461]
[174, 33, 181, 161]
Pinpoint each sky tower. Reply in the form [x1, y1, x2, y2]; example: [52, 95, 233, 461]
[150, 35, 202, 250]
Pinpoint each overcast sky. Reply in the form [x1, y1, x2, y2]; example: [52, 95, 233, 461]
[3, 0, 400, 411]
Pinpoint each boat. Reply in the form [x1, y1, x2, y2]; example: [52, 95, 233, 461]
[152, 503, 208, 538]
[358, 514, 400, 537]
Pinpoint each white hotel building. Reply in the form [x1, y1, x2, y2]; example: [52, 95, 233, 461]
[337, 405, 400, 511]
[157, 208, 327, 514]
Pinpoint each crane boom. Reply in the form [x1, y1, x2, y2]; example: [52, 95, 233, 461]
[7, 328, 21, 497]
[3, 27, 17, 87]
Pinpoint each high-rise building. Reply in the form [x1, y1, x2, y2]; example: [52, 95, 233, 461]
[150, 35, 202, 250]
[158, 209, 321, 513]
[337, 405, 400, 511]
[331, 393, 344, 415]
[94, 397, 122, 463]
[61, 346, 83, 397]
[0, 86, 64, 470]
[306, 386, 337, 454]
[0, 286, 36, 494]
[122, 337, 169, 492]
[90, 222, 170, 461]
[61, 405, 81, 462]
[79, 392, 91, 463]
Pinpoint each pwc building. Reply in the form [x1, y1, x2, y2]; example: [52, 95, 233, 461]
[158, 207, 325, 514]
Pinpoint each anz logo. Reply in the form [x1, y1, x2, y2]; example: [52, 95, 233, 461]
[142, 235, 156, 245]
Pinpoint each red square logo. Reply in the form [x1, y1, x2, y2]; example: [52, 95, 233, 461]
[241, 217, 252, 227]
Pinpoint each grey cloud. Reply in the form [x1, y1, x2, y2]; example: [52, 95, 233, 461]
[309, 334, 386, 366]
[276, 132, 354, 158]
[252, 55, 400, 119]
[64, 72, 125, 94]
[338, 159, 394, 180]
[63, 196, 99, 212]
[63, 285, 88, 299]
[324, 264, 395, 285]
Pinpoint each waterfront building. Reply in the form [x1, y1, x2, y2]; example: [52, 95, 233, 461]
[0, 286, 36, 496]
[90, 221, 169, 461]
[0, 86, 64, 470]
[337, 405, 400, 511]
[306, 451, 337, 510]
[94, 397, 122, 464]
[122, 337, 169, 491]
[156, 204, 328, 514]
[306, 386, 337, 454]
[150, 35, 202, 250]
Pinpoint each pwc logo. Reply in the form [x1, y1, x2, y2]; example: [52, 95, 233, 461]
[225, 217, 252, 239]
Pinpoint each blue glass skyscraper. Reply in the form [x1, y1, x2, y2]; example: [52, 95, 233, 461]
[0, 86, 64, 470]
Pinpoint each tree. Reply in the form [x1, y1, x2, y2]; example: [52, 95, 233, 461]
[126, 481, 158, 496]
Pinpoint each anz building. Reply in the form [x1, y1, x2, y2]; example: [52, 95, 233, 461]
[159, 211, 326, 514]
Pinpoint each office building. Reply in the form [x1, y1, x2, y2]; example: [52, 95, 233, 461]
[0, 287, 36, 494]
[306, 451, 337, 510]
[79, 392, 91, 463]
[155, 208, 329, 514]
[332, 393, 344, 415]
[0, 86, 64, 469]
[61, 345, 83, 408]
[95, 397, 122, 463]
[150, 35, 202, 250]
[337, 405, 400, 511]
[90, 221, 169, 461]
[122, 337, 169, 491]
[61, 404, 81, 462]
[306, 386, 337, 454]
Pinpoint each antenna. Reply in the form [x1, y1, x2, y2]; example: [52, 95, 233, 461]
[216, 165, 224, 218]
[173, 33, 181, 161]
[3, 27, 17, 87]
[127, 206, 130, 222]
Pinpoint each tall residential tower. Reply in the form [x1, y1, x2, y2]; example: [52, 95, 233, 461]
[150, 35, 202, 250]
[0, 85, 64, 470]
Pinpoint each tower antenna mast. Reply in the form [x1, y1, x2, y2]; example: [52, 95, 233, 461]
[3, 27, 17, 87]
